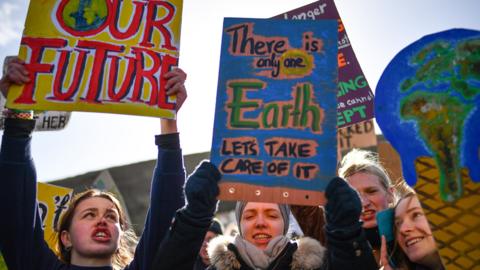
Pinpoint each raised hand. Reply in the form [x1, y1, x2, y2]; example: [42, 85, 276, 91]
[184, 161, 221, 220]
[325, 177, 362, 236]
[163, 68, 187, 112]
[160, 68, 187, 134]
[0, 57, 30, 97]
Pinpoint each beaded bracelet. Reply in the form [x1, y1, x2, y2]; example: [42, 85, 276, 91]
[2, 108, 36, 120]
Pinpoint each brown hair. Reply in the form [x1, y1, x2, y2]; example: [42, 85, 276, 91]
[390, 183, 443, 269]
[55, 189, 138, 269]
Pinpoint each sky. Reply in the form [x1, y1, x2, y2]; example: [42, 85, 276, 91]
[0, 0, 479, 182]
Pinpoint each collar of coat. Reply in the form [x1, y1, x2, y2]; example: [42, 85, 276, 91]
[207, 236, 326, 270]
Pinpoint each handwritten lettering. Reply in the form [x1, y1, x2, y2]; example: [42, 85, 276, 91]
[283, 3, 328, 20]
[266, 160, 290, 176]
[293, 162, 319, 180]
[337, 75, 368, 97]
[54, 0, 177, 50]
[15, 37, 177, 109]
[225, 23, 288, 56]
[264, 137, 318, 158]
[338, 120, 374, 149]
[337, 105, 367, 126]
[221, 137, 259, 156]
[220, 158, 263, 175]
[226, 81, 324, 133]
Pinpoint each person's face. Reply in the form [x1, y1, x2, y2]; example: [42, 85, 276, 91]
[240, 202, 284, 250]
[347, 172, 392, 228]
[395, 196, 437, 265]
[61, 197, 122, 265]
[199, 231, 217, 265]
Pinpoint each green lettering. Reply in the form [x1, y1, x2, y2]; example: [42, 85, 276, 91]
[227, 81, 263, 128]
[300, 84, 321, 131]
[263, 103, 279, 128]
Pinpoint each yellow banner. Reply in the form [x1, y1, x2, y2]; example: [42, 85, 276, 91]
[7, 0, 183, 118]
[37, 182, 73, 250]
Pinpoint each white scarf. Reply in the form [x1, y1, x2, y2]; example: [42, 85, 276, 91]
[233, 235, 289, 270]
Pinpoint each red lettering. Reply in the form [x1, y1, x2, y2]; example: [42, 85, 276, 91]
[139, 1, 177, 50]
[76, 40, 124, 103]
[338, 52, 347, 68]
[108, 0, 146, 39]
[15, 37, 67, 104]
[129, 47, 162, 105]
[107, 55, 136, 101]
[51, 49, 88, 101]
[157, 54, 177, 109]
[338, 19, 345, 33]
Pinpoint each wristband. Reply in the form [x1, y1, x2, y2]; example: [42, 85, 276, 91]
[2, 108, 36, 120]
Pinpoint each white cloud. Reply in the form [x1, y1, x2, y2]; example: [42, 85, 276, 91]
[0, 2, 25, 46]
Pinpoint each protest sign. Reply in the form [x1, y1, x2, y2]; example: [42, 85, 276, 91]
[211, 18, 338, 206]
[6, 0, 183, 119]
[37, 182, 73, 250]
[1, 95, 71, 130]
[375, 28, 479, 201]
[274, 0, 374, 128]
[337, 119, 377, 160]
[375, 29, 480, 269]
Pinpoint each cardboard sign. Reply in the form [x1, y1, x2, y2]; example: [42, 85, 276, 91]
[376, 29, 480, 270]
[375, 29, 480, 202]
[337, 119, 377, 160]
[6, 0, 183, 119]
[211, 18, 338, 206]
[274, 0, 374, 128]
[37, 182, 73, 250]
[0, 95, 71, 130]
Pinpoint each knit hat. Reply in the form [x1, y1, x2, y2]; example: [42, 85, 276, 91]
[208, 218, 224, 235]
[235, 201, 290, 236]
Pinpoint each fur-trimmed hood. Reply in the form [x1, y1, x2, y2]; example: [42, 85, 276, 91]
[207, 236, 326, 270]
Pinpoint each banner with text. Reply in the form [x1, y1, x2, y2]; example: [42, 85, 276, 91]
[37, 182, 73, 250]
[211, 18, 338, 206]
[274, 0, 374, 128]
[6, 0, 183, 118]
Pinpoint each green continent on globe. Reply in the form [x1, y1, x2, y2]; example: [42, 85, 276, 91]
[62, 0, 108, 32]
[398, 38, 480, 202]
[400, 92, 473, 201]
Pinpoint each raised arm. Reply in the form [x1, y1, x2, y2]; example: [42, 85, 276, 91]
[127, 68, 189, 270]
[324, 177, 378, 269]
[152, 161, 220, 270]
[0, 57, 63, 270]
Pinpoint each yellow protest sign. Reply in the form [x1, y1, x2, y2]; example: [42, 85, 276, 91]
[7, 0, 183, 118]
[37, 182, 73, 250]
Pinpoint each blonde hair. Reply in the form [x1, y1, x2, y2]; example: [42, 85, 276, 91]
[55, 189, 138, 270]
[339, 148, 393, 192]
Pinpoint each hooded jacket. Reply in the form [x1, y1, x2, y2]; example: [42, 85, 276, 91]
[207, 236, 326, 270]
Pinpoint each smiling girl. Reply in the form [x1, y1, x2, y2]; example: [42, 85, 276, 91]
[380, 184, 444, 270]
[206, 177, 378, 270]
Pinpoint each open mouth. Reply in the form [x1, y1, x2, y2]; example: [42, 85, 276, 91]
[406, 237, 424, 247]
[253, 233, 271, 240]
[361, 209, 376, 219]
[92, 228, 111, 242]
